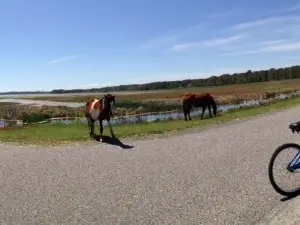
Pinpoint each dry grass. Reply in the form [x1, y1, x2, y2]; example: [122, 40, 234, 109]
[14, 80, 300, 103]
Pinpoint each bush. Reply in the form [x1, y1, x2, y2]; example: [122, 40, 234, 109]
[22, 113, 50, 123]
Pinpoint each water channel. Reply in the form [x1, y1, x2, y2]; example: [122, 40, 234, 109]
[0, 92, 296, 127]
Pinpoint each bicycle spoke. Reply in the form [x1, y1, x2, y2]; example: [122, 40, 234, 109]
[269, 143, 300, 196]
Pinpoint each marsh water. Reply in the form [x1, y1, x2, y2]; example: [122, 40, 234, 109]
[0, 92, 296, 127]
[0, 98, 83, 108]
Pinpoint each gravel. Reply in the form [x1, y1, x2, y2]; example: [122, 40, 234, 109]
[1, 106, 300, 224]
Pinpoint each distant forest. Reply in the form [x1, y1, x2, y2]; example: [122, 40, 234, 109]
[1, 65, 300, 95]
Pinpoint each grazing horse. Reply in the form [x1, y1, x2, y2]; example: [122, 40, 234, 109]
[85, 94, 116, 141]
[182, 93, 217, 121]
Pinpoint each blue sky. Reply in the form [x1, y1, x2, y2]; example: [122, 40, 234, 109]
[1, 0, 300, 91]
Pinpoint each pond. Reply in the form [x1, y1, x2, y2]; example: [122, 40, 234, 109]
[0, 98, 84, 108]
[49, 93, 293, 126]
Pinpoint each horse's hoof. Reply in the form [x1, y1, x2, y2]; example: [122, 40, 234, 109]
[89, 133, 96, 140]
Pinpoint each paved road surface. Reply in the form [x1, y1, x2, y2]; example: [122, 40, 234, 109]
[1, 106, 300, 224]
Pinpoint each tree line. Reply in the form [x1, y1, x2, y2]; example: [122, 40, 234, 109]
[50, 65, 300, 94]
[1, 65, 300, 95]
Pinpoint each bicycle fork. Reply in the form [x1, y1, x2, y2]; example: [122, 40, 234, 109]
[287, 151, 300, 172]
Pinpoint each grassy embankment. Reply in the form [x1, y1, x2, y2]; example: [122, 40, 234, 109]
[1, 94, 300, 145]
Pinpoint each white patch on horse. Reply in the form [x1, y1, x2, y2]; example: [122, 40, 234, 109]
[89, 99, 100, 120]
[101, 98, 105, 109]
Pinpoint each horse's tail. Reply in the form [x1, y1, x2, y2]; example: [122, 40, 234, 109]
[85, 99, 93, 118]
[182, 95, 191, 120]
[182, 94, 192, 109]
[208, 94, 217, 116]
[182, 96, 187, 112]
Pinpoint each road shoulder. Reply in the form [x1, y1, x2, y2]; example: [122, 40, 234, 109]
[1, 105, 300, 148]
[256, 196, 300, 224]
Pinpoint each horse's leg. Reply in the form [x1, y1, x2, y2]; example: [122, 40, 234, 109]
[201, 106, 206, 119]
[99, 119, 104, 141]
[208, 105, 212, 118]
[184, 104, 192, 121]
[183, 105, 188, 121]
[188, 108, 192, 121]
[87, 116, 95, 138]
[107, 119, 115, 137]
[184, 108, 189, 121]
[183, 110, 187, 121]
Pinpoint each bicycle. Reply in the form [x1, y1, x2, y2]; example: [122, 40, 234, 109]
[268, 121, 300, 196]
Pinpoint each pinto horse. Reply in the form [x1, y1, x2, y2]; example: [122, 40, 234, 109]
[85, 94, 116, 141]
[182, 93, 217, 121]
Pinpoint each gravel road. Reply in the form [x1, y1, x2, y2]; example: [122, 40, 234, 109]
[1, 106, 300, 225]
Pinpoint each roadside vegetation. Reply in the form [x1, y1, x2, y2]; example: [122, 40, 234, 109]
[1, 95, 300, 145]
[1, 79, 299, 123]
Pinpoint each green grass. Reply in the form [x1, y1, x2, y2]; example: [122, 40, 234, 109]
[2, 96, 300, 146]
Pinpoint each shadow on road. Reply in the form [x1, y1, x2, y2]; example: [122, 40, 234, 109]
[93, 134, 134, 149]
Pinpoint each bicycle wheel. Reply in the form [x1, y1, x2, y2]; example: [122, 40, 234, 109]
[268, 143, 300, 196]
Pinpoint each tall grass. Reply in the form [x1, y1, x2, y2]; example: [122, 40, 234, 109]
[1, 89, 298, 124]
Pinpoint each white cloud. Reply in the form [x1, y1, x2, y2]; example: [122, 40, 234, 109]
[207, 11, 233, 18]
[264, 41, 300, 52]
[278, 4, 300, 13]
[140, 22, 205, 50]
[47, 55, 78, 64]
[232, 16, 300, 30]
[217, 14, 300, 56]
[222, 41, 300, 56]
[142, 13, 300, 58]
[169, 42, 200, 51]
[139, 34, 180, 49]
[221, 49, 263, 56]
[206, 7, 242, 19]
[260, 39, 290, 46]
[168, 34, 246, 52]
[201, 34, 246, 47]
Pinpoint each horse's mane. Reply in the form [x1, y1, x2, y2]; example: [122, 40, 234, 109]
[104, 93, 114, 98]
[182, 93, 196, 99]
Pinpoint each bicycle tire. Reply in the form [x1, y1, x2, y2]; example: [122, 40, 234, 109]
[268, 143, 300, 196]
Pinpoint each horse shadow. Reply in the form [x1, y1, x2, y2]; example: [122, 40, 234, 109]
[93, 133, 134, 149]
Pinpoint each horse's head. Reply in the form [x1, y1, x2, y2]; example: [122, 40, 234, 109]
[101, 94, 116, 116]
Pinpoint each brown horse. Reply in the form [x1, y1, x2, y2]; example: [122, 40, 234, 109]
[85, 94, 116, 141]
[182, 93, 217, 121]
